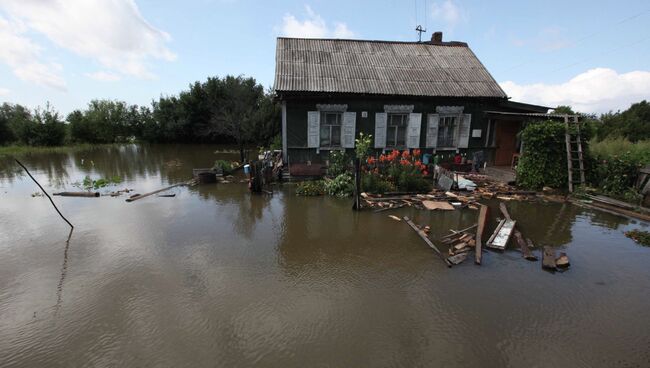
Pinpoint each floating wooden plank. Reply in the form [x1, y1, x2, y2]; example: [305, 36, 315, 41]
[487, 219, 516, 250]
[403, 216, 452, 267]
[475, 204, 488, 265]
[126, 182, 185, 202]
[513, 229, 538, 261]
[447, 252, 467, 265]
[388, 215, 401, 221]
[542, 246, 557, 270]
[422, 200, 454, 211]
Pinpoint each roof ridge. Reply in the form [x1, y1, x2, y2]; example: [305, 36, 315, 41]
[276, 37, 469, 47]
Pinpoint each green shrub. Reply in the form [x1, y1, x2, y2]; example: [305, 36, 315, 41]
[516, 121, 568, 190]
[355, 132, 372, 161]
[590, 138, 650, 164]
[594, 152, 642, 197]
[214, 160, 234, 175]
[324, 173, 355, 197]
[327, 150, 350, 177]
[397, 171, 432, 193]
[296, 180, 325, 196]
[361, 174, 395, 194]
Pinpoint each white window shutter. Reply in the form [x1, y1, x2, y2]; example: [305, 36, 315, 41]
[307, 111, 320, 148]
[374, 112, 387, 148]
[407, 113, 422, 148]
[342, 112, 356, 148]
[458, 113, 472, 148]
[426, 114, 440, 148]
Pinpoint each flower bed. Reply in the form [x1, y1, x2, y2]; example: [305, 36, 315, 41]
[362, 149, 432, 194]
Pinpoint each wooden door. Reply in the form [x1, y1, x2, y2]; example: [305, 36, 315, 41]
[494, 121, 520, 166]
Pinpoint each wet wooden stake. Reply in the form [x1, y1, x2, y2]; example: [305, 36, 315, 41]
[403, 216, 452, 267]
[126, 182, 186, 202]
[15, 159, 74, 233]
[475, 204, 488, 265]
[542, 246, 557, 270]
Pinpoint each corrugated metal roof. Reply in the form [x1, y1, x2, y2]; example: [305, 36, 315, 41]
[274, 38, 507, 98]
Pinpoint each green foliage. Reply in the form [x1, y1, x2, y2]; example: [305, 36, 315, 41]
[324, 173, 355, 197]
[397, 171, 432, 192]
[596, 100, 650, 142]
[68, 100, 143, 143]
[81, 175, 122, 190]
[295, 180, 325, 196]
[354, 132, 372, 161]
[361, 174, 395, 194]
[214, 160, 234, 175]
[269, 135, 282, 151]
[327, 150, 350, 177]
[593, 152, 642, 197]
[625, 229, 650, 246]
[589, 138, 650, 164]
[516, 121, 568, 190]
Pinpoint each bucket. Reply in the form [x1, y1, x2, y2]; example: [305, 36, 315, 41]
[244, 164, 251, 174]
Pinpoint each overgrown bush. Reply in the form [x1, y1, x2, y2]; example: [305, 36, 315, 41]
[324, 173, 355, 197]
[296, 180, 325, 196]
[516, 121, 568, 190]
[590, 138, 650, 164]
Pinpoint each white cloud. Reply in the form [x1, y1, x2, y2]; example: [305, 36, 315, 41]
[431, 0, 464, 27]
[0, 0, 175, 84]
[0, 16, 67, 90]
[0, 87, 9, 96]
[280, 6, 355, 38]
[500, 68, 650, 113]
[85, 71, 122, 82]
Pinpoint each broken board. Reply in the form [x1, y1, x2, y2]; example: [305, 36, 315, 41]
[422, 200, 454, 211]
[487, 219, 516, 250]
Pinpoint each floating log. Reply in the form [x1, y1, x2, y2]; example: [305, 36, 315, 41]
[542, 246, 557, 270]
[126, 182, 186, 202]
[157, 194, 176, 198]
[53, 191, 100, 197]
[475, 204, 488, 265]
[388, 215, 401, 221]
[403, 216, 452, 267]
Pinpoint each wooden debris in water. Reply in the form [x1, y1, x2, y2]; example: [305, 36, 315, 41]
[403, 216, 452, 267]
[542, 246, 557, 270]
[422, 200, 454, 211]
[556, 252, 570, 268]
[388, 215, 401, 221]
[447, 252, 468, 265]
[475, 204, 488, 265]
[53, 191, 100, 197]
[513, 228, 538, 261]
[126, 181, 189, 202]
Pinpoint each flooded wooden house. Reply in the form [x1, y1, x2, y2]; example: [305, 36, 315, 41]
[274, 32, 549, 176]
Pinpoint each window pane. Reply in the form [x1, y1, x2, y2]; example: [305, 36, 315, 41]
[331, 125, 341, 146]
[320, 125, 330, 147]
[386, 126, 396, 146]
[397, 126, 407, 146]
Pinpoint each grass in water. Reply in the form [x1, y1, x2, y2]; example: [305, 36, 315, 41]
[625, 229, 650, 246]
[0, 144, 120, 157]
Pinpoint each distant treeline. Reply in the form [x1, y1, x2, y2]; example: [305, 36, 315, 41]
[0, 75, 281, 151]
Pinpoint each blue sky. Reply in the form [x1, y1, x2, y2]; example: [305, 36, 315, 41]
[0, 0, 649, 114]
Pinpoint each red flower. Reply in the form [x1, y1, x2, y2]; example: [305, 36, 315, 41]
[413, 149, 421, 157]
[423, 170, 429, 176]
[400, 159, 411, 166]
[402, 150, 410, 159]
[367, 157, 376, 165]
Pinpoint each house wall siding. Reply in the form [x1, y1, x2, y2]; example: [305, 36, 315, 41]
[283, 94, 509, 164]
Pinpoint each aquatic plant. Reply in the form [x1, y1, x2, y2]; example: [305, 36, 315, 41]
[625, 229, 650, 246]
[81, 175, 122, 190]
[214, 160, 235, 175]
[295, 180, 325, 196]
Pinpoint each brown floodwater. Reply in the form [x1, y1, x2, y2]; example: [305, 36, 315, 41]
[1, 144, 649, 367]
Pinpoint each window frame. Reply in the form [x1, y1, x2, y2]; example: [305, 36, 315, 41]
[319, 111, 343, 148]
[385, 113, 409, 149]
[436, 114, 460, 149]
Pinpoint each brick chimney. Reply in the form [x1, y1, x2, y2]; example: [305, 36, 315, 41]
[431, 31, 443, 44]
